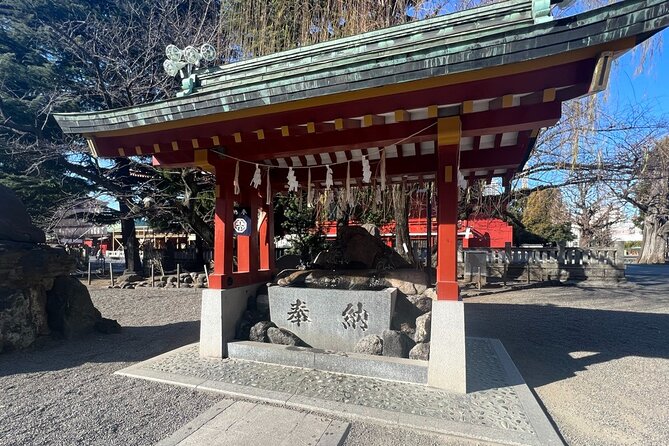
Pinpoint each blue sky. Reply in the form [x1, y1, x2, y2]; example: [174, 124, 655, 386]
[610, 40, 669, 115]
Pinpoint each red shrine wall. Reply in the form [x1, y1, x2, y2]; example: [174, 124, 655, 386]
[459, 218, 513, 249]
[321, 217, 512, 249]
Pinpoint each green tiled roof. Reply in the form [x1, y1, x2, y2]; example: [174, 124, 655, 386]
[54, 0, 669, 135]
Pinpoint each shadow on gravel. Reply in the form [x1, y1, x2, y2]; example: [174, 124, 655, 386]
[0, 320, 199, 377]
[465, 303, 669, 389]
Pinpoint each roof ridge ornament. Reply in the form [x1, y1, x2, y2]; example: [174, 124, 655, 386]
[163, 43, 218, 97]
[532, 0, 553, 23]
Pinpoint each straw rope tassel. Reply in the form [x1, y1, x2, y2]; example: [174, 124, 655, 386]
[346, 161, 351, 202]
[307, 168, 313, 207]
[380, 150, 386, 190]
[325, 165, 333, 190]
[233, 161, 240, 195]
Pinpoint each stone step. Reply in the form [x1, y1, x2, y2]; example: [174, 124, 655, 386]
[227, 341, 428, 384]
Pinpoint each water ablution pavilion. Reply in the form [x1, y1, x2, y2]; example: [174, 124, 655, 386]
[55, 0, 668, 395]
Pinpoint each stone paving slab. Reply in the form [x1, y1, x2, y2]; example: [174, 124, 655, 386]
[156, 400, 350, 446]
[116, 337, 563, 446]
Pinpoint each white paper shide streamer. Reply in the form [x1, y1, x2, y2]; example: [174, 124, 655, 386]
[325, 165, 333, 190]
[287, 167, 299, 192]
[361, 156, 371, 183]
[233, 161, 241, 195]
[250, 164, 262, 189]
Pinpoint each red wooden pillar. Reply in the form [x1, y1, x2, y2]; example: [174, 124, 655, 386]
[436, 116, 462, 300]
[209, 159, 235, 289]
[236, 184, 261, 277]
[259, 198, 275, 271]
[236, 195, 251, 273]
[248, 189, 261, 275]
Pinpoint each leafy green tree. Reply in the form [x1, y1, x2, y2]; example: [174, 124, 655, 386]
[521, 188, 575, 244]
[0, 0, 223, 273]
[274, 192, 327, 265]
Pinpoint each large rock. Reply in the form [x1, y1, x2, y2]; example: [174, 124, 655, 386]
[236, 309, 266, 341]
[256, 294, 270, 313]
[0, 187, 120, 352]
[46, 276, 100, 338]
[117, 273, 143, 284]
[275, 254, 302, 272]
[276, 270, 310, 287]
[383, 269, 429, 295]
[314, 225, 409, 270]
[290, 269, 429, 293]
[0, 185, 45, 244]
[382, 329, 415, 358]
[414, 311, 432, 343]
[0, 241, 74, 352]
[409, 342, 430, 361]
[0, 288, 36, 352]
[249, 321, 276, 343]
[353, 335, 383, 355]
[267, 327, 307, 346]
[407, 295, 432, 314]
[423, 287, 438, 300]
[361, 223, 381, 238]
[391, 293, 421, 339]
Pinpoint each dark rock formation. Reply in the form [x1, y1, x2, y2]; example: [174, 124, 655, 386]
[267, 327, 307, 346]
[275, 254, 301, 272]
[278, 269, 429, 295]
[313, 225, 409, 270]
[46, 276, 100, 338]
[249, 321, 276, 342]
[353, 335, 383, 355]
[409, 342, 430, 361]
[414, 311, 432, 343]
[382, 329, 415, 358]
[0, 185, 118, 353]
[0, 241, 74, 352]
[406, 295, 432, 314]
[0, 185, 45, 244]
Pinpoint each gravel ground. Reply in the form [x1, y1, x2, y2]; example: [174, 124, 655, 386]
[465, 265, 669, 446]
[1, 265, 667, 445]
[0, 288, 221, 446]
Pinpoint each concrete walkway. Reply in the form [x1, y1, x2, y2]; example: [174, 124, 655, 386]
[156, 400, 350, 446]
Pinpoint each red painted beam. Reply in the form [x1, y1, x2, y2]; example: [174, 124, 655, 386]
[227, 119, 438, 161]
[460, 101, 560, 137]
[154, 131, 532, 175]
[91, 59, 594, 158]
[227, 102, 556, 161]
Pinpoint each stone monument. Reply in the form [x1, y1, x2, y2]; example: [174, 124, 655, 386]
[0, 185, 119, 353]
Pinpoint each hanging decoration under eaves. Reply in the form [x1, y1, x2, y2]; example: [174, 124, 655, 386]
[206, 121, 441, 201]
